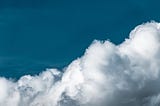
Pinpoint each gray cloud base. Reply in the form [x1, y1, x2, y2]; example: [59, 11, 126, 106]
[0, 22, 160, 106]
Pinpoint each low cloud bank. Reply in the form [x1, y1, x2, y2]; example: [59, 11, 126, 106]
[1, 22, 160, 106]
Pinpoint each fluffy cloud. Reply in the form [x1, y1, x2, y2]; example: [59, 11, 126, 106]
[1, 22, 160, 106]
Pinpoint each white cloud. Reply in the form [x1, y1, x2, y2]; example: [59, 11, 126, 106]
[1, 22, 160, 106]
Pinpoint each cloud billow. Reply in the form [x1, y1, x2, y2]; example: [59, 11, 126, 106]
[1, 22, 160, 106]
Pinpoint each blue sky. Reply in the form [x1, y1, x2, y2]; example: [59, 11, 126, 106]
[0, 0, 160, 78]
[1, 1, 160, 106]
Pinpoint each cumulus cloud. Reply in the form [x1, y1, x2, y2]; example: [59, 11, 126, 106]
[1, 22, 160, 106]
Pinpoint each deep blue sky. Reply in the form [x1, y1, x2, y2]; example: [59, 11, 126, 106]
[0, 0, 160, 78]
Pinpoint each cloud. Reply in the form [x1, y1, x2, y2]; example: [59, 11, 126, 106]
[1, 22, 160, 106]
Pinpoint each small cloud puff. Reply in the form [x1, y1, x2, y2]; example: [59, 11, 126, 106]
[1, 22, 160, 106]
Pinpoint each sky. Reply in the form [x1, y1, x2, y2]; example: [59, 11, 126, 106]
[1, 0, 160, 106]
[0, 0, 160, 77]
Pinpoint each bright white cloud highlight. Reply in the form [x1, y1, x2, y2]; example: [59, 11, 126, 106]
[1, 22, 160, 106]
